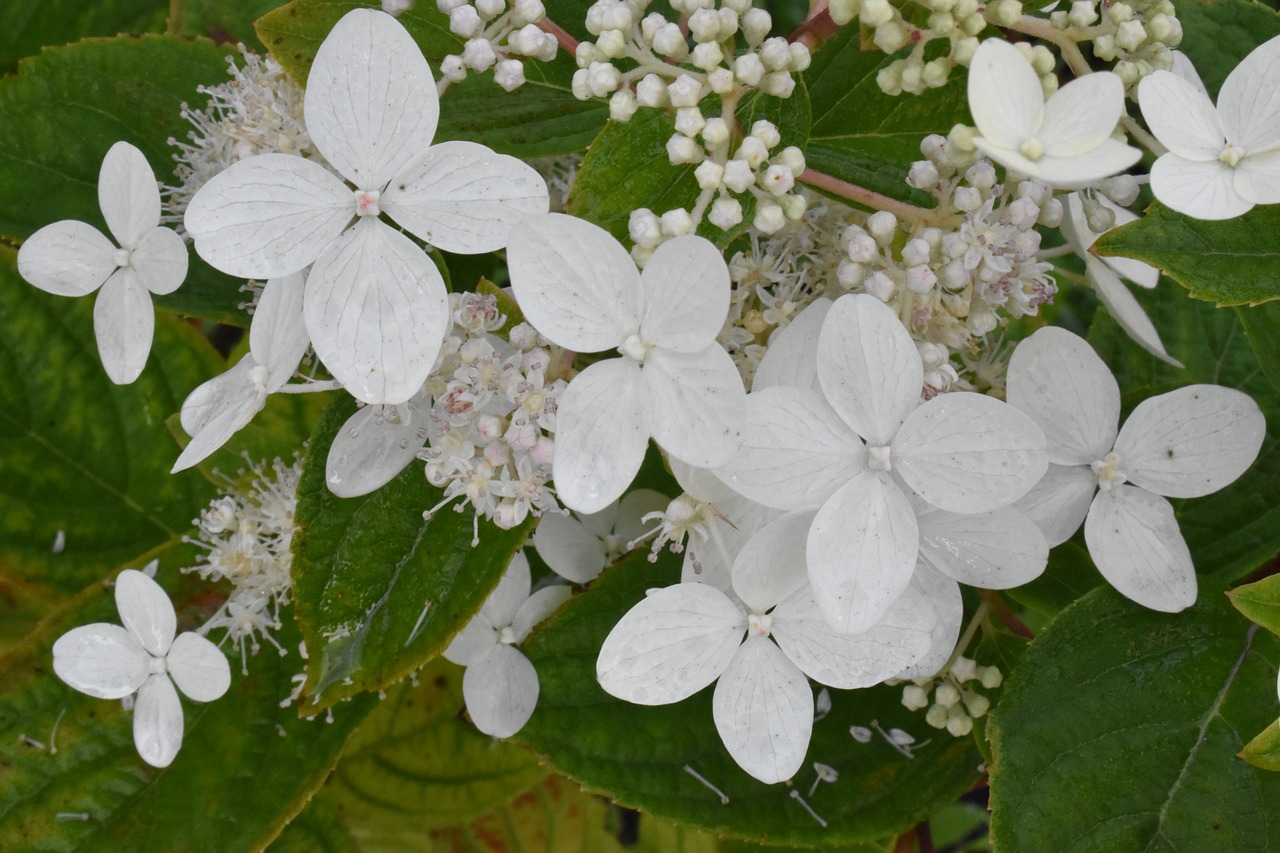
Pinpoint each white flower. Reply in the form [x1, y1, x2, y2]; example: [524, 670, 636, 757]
[1007, 327, 1266, 611]
[324, 388, 430, 498]
[532, 489, 670, 583]
[716, 293, 1047, 633]
[17, 141, 188, 384]
[1138, 36, 1280, 220]
[52, 570, 231, 767]
[967, 39, 1141, 189]
[596, 510, 935, 784]
[507, 213, 747, 513]
[443, 553, 571, 738]
[171, 272, 311, 472]
[184, 8, 549, 405]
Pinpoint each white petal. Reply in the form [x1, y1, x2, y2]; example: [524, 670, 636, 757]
[893, 393, 1048, 514]
[1084, 485, 1196, 612]
[968, 39, 1044, 150]
[533, 513, 608, 584]
[1114, 385, 1266, 498]
[1217, 34, 1280, 152]
[1063, 194, 1159, 289]
[305, 218, 449, 405]
[672, 458, 737, 503]
[807, 470, 918, 634]
[511, 585, 573, 642]
[752, 297, 830, 392]
[1006, 326, 1120, 465]
[1137, 71, 1225, 161]
[134, 673, 184, 768]
[772, 576, 935, 688]
[129, 227, 188, 296]
[324, 394, 428, 497]
[1087, 255, 1182, 367]
[463, 645, 540, 738]
[637, 236, 731, 352]
[1236, 149, 1280, 205]
[304, 8, 439, 188]
[1170, 51, 1211, 97]
[892, 565, 963, 680]
[712, 637, 812, 785]
[17, 220, 116, 296]
[596, 583, 744, 705]
[171, 358, 265, 473]
[1040, 72, 1126, 158]
[94, 269, 154, 385]
[184, 154, 352, 278]
[1149, 154, 1253, 220]
[683, 496, 782, 596]
[382, 141, 548, 253]
[507, 213, 641, 352]
[643, 344, 746, 468]
[114, 569, 176, 657]
[482, 552, 532, 629]
[165, 632, 232, 702]
[713, 386, 865, 511]
[975, 137, 1142, 190]
[99, 141, 160, 249]
[915, 503, 1048, 588]
[52, 623, 149, 699]
[250, 272, 310, 389]
[1013, 463, 1097, 547]
[613, 489, 673, 545]
[443, 616, 497, 666]
[553, 358, 650, 514]
[730, 509, 815, 612]
[818, 294, 923, 445]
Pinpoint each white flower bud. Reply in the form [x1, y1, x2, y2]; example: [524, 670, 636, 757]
[494, 58, 526, 91]
[935, 682, 961, 707]
[940, 259, 969, 290]
[653, 23, 688, 58]
[636, 74, 668, 108]
[1039, 197, 1064, 227]
[629, 209, 663, 249]
[760, 71, 796, 98]
[774, 145, 806, 177]
[906, 264, 938, 294]
[708, 197, 743, 230]
[749, 120, 781, 150]
[674, 107, 706, 137]
[918, 341, 948, 368]
[980, 666, 1004, 689]
[688, 8, 721, 42]
[1108, 2, 1134, 24]
[902, 237, 932, 266]
[760, 164, 794, 195]
[951, 656, 978, 682]
[867, 210, 898, 245]
[450, 4, 483, 36]
[702, 117, 731, 146]
[722, 159, 755, 193]
[1116, 20, 1147, 52]
[742, 8, 772, 45]
[734, 53, 766, 86]
[666, 133, 702, 164]
[597, 28, 627, 58]
[1149, 13, 1178, 44]
[735, 136, 768, 168]
[441, 54, 467, 82]
[923, 58, 950, 89]
[907, 160, 940, 189]
[694, 160, 725, 189]
[953, 35, 979, 64]
[575, 41, 602, 68]
[691, 42, 724, 71]
[588, 61, 622, 96]
[476, 0, 505, 19]
[384, 0, 415, 15]
[860, 0, 895, 26]
[953, 185, 982, 212]
[609, 88, 638, 121]
[874, 22, 909, 53]
[462, 37, 498, 72]
[1101, 175, 1140, 207]
[760, 37, 792, 70]
[845, 229, 878, 263]
[668, 74, 703, 107]
[903, 684, 930, 710]
[837, 260, 866, 288]
[925, 703, 950, 729]
[789, 43, 812, 72]
[964, 159, 997, 190]
[865, 270, 896, 301]
[754, 203, 786, 234]
[513, 24, 549, 56]
[829, 0, 857, 24]
[707, 67, 735, 94]
[781, 193, 808, 222]
[1068, 0, 1098, 27]
[602, 1, 633, 29]
[640, 12, 665, 43]
[946, 711, 974, 737]
[986, 0, 1021, 26]
[963, 691, 990, 718]
[1084, 197, 1117, 233]
[513, 0, 545, 24]
[661, 208, 695, 237]
[967, 305, 998, 336]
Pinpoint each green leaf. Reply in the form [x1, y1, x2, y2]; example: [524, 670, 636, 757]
[1006, 540, 1103, 618]
[1088, 283, 1280, 583]
[292, 396, 533, 712]
[803, 27, 970, 208]
[1176, 0, 1280, 98]
[270, 794, 360, 853]
[0, 35, 249, 324]
[0, 0, 167, 72]
[1229, 575, 1280, 636]
[1095, 203, 1280, 307]
[178, 0, 284, 50]
[1240, 720, 1280, 773]
[0, 250, 219, 595]
[517, 549, 981, 846]
[988, 586, 1280, 849]
[0, 549, 378, 851]
[1237, 301, 1280, 395]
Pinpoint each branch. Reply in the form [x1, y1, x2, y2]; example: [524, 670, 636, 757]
[800, 168, 942, 226]
[789, 1, 839, 51]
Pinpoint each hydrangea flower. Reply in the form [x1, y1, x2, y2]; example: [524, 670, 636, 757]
[1007, 327, 1265, 611]
[184, 8, 549, 404]
[17, 141, 188, 384]
[967, 39, 1141, 189]
[1138, 36, 1280, 220]
[532, 489, 670, 584]
[507, 213, 747, 513]
[596, 510, 935, 784]
[443, 552, 571, 738]
[52, 570, 231, 767]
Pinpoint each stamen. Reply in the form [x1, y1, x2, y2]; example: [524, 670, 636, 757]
[789, 790, 828, 828]
[683, 764, 730, 804]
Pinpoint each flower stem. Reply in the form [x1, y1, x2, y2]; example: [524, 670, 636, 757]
[790, 1, 838, 51]
[537, 18, 579, 56]
[799, 168, 942, 226]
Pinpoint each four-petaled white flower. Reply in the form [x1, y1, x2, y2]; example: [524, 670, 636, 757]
[716, 293, 1047, 634]
[507, 213, 748, 514]
[443, 552, 571, 738]
[52, 569, 231, 768]
[968, 39, 1141, 189]
[1138, 35, 1280, 220]
[1007, 327, 1265, 611]
[597, 510, 935, 784]
[184, 8, 549, 405]
[172, 272, 311, 472]
[533, 489, 670, 584]
[17, 141, 188, 384]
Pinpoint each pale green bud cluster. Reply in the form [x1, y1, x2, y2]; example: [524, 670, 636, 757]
[1048, 0, 1181, 90]
[437, 0, 559, 91]
[901, 655, 1003, 737]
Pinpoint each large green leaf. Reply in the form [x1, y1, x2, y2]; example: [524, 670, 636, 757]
[0, 0, 167, 72]
[1088, 283, 1280, 584]
[802, 27, 970, 209]
[1240, 720, 1280, 772]
[988, 586, 1280, 850]
[0, 548, 378, 851]
[516, 549, 981, 847]
[0, 250, 219, 595]
[1176, 0, 1280, 98]
[177, 0, 283, 50]
[291, 397, 533, 712]
[1238, 301, 1280, 395]
[0, 35, 248, 324]
[1229, 574, 1280, 637]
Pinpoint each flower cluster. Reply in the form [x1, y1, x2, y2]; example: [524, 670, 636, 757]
[437, 0, 560, 91]
[900, 655, 1003, 738]
[1046, 0, 1182, 90]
